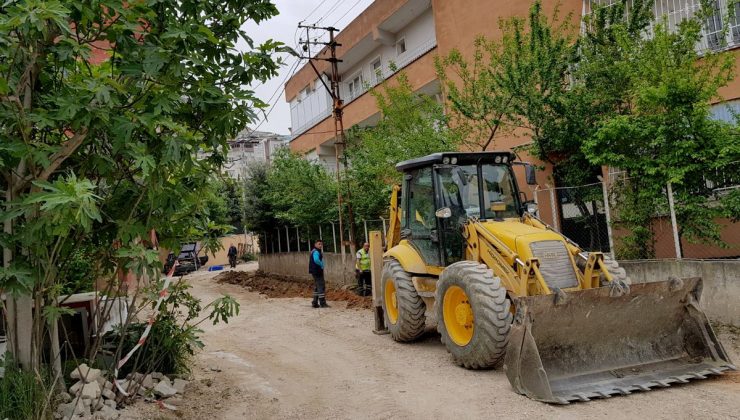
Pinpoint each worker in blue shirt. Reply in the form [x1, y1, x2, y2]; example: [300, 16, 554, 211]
[308, 239, 329, 308]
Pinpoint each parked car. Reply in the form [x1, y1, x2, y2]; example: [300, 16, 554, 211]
[163, 242, 208, 276]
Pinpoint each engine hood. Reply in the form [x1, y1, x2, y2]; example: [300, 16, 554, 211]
[478, 219, 567, 261]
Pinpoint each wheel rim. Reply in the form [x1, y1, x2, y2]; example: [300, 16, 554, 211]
[384, 278, 399, 324]
[443, 285, 474, 346]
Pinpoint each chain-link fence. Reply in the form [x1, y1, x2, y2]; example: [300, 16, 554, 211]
[256, 176, 739, 260]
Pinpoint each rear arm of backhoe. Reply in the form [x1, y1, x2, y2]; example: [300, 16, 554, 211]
[385, 184, 402, 250]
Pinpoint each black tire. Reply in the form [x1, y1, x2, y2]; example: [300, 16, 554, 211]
[577, 254, 632, 286]
[382, 259, 426, 342]
[436, 261, 512, 369]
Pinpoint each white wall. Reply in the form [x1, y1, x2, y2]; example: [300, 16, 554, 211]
[289, 6, 437, 138]
[289, 74, 332, 137]
[340, 8, 436, 101]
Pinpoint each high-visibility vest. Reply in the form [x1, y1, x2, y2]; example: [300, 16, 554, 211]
[356, 249, 371, 271]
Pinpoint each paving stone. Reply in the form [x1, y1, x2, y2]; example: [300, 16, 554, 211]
[172, 378, 189, 394]
[69, 381, 84, 395]
[141, 374, 154, 389]
[80, 382, 101, 400]
[101, 389, 116, 400]
[70, 364, 101, 384]
[153, 380, 177, 398]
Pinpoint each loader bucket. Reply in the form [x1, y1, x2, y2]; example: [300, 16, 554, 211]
[504, 277, 735, 404]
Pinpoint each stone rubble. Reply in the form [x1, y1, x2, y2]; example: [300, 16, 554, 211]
[56, 364, 191, 420]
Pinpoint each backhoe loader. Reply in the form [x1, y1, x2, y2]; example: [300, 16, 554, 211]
[376, 151, 735, 404]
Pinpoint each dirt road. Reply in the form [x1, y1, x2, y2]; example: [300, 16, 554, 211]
[125, 263, 740, 419]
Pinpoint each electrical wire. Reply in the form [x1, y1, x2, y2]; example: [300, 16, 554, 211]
[331, 0, 366, 27]
[247, 59, 301, 134]
[315, 0, 344, 25]
[302, 0, 332, 23]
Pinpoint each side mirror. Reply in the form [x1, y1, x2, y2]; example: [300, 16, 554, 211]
[525, 164, 536, 185]
[435, 207, 452, 219]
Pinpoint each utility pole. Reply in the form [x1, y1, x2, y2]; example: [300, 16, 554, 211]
[298, 24, 356, 256]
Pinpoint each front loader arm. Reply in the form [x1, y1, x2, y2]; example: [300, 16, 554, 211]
[465, 221, 550, 297]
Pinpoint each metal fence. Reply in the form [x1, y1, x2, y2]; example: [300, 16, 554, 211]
[258, 178, 739, 260]
[259, 219, 390, 255]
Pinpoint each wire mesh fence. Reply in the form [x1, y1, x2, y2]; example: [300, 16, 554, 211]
[256, 177, 739, 261]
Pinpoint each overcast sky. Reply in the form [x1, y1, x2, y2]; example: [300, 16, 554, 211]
[239, 0, 375, 135]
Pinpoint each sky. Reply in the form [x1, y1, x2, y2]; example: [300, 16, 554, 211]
[239, 0, 375, 135]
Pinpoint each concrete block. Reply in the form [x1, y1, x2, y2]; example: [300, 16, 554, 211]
[80, 382, 101, 400]
[153, 380, 177, 398]
[172, 378, 189, 394]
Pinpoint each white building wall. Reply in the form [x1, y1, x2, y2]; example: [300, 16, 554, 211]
[289, 6, 437, 138]
[340, 8, 436, 101]
[289, 75, 332, 137]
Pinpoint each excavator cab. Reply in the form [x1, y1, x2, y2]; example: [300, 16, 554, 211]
[379, 151, 735, 404]
[397, 152, 524, 267]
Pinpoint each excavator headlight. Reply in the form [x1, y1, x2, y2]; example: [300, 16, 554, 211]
[495, 156, 502, 163]
[501, 155, 508, 163]
[451, 157, 458, 164]
[443, 157, 450, 164]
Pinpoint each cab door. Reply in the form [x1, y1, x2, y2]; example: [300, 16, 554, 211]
[403, 167, 442, 266]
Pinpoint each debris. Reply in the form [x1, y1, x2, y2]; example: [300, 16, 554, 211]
[151, 372, 163, 380]
[172, 378, 189, 394]
[57, 399, 88, 419]
[69, 380, 84, 395]
[96, 405, 120, 420]
[70, 363, 101, 383]
[80, 382, 102, 400]
[141, 374, 154, 389]
[153, 379, 178, 398]
[209, 366, 222, 372]
[102, 388, 116, 400]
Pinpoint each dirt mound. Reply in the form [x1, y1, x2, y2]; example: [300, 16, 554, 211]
[215, 270, 372, 309]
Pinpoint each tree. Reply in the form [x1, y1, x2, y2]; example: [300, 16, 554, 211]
[580, 1, 739, 256]
[242, 160, 277, 233]
[266, 148, 338, 226]
[0, 0, 283, 375]
[345, 72, 462, 221]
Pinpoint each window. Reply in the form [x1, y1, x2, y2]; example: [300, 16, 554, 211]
[704, 0, 724, 50]
[347, 74, 363, 100]
[371, 58, 382, 84]
[396, 38, 406, 55]
[730, 1, 740, 42]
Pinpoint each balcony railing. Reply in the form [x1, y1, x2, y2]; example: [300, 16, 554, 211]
[290, 36, 438, 140]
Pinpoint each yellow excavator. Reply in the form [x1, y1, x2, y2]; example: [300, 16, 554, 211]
[375, 151, 735, 404]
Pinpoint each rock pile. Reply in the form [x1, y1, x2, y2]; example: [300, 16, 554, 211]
[56, 364, 190, 419]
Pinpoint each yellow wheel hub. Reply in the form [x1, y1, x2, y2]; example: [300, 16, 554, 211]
[385, 278, 399, 324]
[443, 285, 474, 346]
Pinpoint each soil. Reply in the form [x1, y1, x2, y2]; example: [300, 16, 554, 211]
[214, 269, 373, 309]
[121, 263, 740, 419]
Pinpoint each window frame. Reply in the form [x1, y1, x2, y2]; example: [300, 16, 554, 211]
[396, 38, 407, 55]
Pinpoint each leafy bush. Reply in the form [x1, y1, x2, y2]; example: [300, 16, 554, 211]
[240, 253, 256, 262]
[103, 279, 239, 377]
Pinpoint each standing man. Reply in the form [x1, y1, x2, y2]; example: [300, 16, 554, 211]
[355, 242, 372, 296]
[308, 239, 329, 308]
[227, 244, 238, 268]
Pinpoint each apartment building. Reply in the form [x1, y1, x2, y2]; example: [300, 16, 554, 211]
[286, 0, 740, 153]
[208, 129, 289, 180]
[285, 0, 740, 255]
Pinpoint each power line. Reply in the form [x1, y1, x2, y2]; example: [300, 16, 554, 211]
[331, 0, 365, 27]
[302, 0, 332, 23]
[315, 0, 344, 25]
[247, 59, 301, 134]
